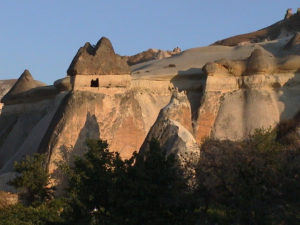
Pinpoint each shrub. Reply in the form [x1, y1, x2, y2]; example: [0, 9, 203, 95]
[195, 129, 300, 225]
[8, 153, 53, 205]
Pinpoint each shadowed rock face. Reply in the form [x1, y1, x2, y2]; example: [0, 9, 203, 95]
[67, 37, 130, 76]
[3, 70, 43, 96]
[0, 80, 16, 101]
[285, 32, 300, 49]
[3, 12, 300, 193]
[1, 70, 46, 104]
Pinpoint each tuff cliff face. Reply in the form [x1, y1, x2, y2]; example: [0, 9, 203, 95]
[67, 37, 130, 76]
[140, 35, 300, 162]
[0, 79, 16, 113]
[1, 11, 300, 192]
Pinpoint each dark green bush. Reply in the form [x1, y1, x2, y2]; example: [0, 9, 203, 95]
[195, 129, 300, 225]
[8, 153, 53, 205]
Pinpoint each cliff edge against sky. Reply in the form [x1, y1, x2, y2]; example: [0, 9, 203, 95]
[1, 9, 300, 191]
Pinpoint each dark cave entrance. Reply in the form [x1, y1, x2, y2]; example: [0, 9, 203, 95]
[90, 78, 99, 87]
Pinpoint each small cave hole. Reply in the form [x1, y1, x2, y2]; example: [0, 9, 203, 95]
[91, 78, 99, 87]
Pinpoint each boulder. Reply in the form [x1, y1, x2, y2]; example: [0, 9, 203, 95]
[246, 48, 276, 74]
[202, 59, 246, 76]
[54, 77, 72, 91]
[67, 37, 130, 76]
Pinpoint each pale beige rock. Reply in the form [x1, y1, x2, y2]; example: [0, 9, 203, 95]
[3, 34, 300, 194]
[140, 91, 199, 165]
[54, 77, 72, 91]
[0, 190, 18, 208]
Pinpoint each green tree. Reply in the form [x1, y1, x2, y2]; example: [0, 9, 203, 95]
[0, 200, 67, 225]
[63, 139, 130, 224]
[195, 129, 300, 225]
[114, 139, 190, 225]
[8, 153, 53, 205]
[64, 139, 191, 225]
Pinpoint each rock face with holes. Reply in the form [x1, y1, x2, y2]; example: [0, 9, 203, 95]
[2, 11, 300, 192]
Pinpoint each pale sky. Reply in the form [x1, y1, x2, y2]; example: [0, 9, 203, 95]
[0, 1, 299, 84]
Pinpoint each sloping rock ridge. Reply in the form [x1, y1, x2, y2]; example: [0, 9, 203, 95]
[0, 70, 58, 105]
[213, 9, 300, 46]
[123, 47, 181, 66]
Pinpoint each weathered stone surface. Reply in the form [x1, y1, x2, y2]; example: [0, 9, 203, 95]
[2, 70, 45, 98]
[203, 58, 246, 76]
[0, 79, 16, 113]
[3, 11, 300, 195]
[1, 70, 48, 104]
[67, 37, 130, 76]
[285, 32, 300, 49]
[202, 47, 300, 77]
[213, 10, 300, 46]
[140, 92, 199, 165]
[285, 8, 293, 20]
[124, 47, 181, 66]
[54, 76, 72, 91]
[0, 80, 16, 100]
[246, 48, 276, 74]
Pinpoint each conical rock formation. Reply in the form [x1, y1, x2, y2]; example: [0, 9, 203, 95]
[1, 70, 46, 104]
[67, 37, 130, 76]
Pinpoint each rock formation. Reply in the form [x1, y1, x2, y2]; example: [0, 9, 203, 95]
[284, 32, 300, 49]
[67, 37, 130, 76]
[213, 9, 300, 46]
[2, 10, 300, 192]
[0, 80, 16, 100]
[203, 47, 300, 77]
[2, 70, 44, 98]
[123, 47, 181, 66]
[0, 79, 16, 112]
[285, 8, 293, 20]
[1, 70, 58, 105]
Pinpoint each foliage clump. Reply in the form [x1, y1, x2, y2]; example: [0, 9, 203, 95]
[195, 129, 300, 224]
[8, 153, 53, 205]
[64, 139, 189, 225]
[1, 128, 299, 225]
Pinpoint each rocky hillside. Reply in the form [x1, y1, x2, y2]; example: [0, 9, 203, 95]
[0, 80, 16, 100]
[1, 10, 300, 192]
[213, 8, 300, 46]
[123, 47, 181, 66]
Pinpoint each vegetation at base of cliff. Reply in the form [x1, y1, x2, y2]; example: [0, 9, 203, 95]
[195, 129, 300, 225]
[7, 153, 54, 205]
[62, 139, 191, 225]
[0, 129, 299, 225]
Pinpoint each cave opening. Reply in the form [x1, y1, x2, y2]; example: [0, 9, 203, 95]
[90, 78, 99, 87]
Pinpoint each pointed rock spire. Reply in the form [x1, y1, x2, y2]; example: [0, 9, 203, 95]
[67, 37, 130, 76]
[1, 69, 45, 104]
